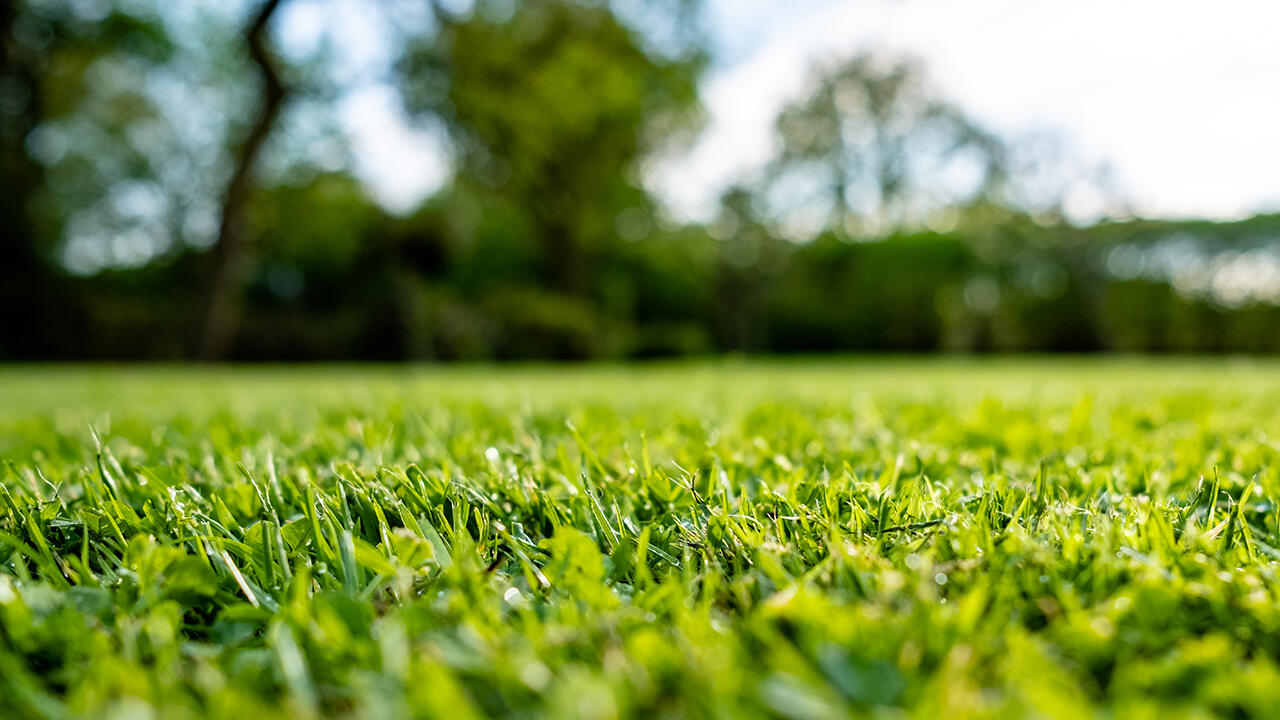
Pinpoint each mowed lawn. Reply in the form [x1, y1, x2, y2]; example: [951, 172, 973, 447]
[4, 359, 1280, 718]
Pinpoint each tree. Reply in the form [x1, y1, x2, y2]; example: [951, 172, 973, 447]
[198, 0, 288, 359]
[0, 0, 176, 357]
[768, 53, 1007, 238]
[398, 0, 703, 297]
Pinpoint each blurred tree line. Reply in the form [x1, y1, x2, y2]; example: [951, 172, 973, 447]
[4, 0, 1279, 361]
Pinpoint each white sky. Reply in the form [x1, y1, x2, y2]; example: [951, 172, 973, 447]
[300, 0, 1280, 222]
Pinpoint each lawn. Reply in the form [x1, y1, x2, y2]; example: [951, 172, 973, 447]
[3, 359, 1280, 718]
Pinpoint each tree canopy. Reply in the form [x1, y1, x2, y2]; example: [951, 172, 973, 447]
[2, 0, 1277, 360]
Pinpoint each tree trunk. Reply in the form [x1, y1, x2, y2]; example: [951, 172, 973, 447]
[198, 0, 287, 360]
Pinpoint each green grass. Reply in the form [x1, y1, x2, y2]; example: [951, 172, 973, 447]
[4, 358, 1280, 719]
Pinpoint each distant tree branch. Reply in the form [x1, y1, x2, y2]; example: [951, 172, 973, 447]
[199, 0, 288, 360]
[428, 0, 460, 27]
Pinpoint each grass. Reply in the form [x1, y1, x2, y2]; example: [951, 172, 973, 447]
[3, 358, 1280, 718]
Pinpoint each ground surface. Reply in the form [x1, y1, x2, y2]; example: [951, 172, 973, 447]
[3, 359, 1280, 718]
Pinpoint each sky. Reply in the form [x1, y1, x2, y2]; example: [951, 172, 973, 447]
[289, 0, 1280, 224]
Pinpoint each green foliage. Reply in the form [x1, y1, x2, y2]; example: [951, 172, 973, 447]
[250, 173, 384, 276]
[11, 2, 1280, 361]
[770, 232, 975, 351]
[5, 361, 1280, 716]
[398, 0, 703, 294]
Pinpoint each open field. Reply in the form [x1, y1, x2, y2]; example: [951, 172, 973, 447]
[4, 359, 1280, 718]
